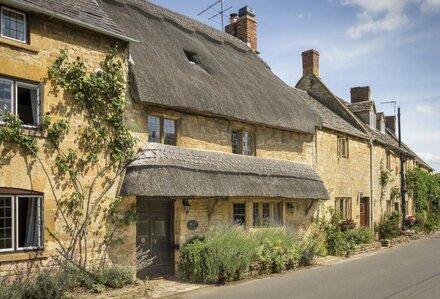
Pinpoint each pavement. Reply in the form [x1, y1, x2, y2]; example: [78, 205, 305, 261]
[165, 233, 440, 299]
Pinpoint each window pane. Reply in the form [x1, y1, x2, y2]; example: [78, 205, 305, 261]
[233, 203, 245, 225]
[17, 84, 40, 126]
[231, 130, 239, 154]
[1, 8, 26, 42]
[252, 203, 259, 227]
[273, 202, 282, 225]
[164, 119, 175, 145]
[262, 202, 270, 225]
[148, 116, 160, 143]
[17, 197, 41, 248]
[0, 197, 13, 250]
[0, 79, 13, 121]
[242, 131, 253, 156]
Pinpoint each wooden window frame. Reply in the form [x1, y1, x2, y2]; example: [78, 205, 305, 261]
[147, 114, 177, 146]
[231, 128, 256, 156]
[337, 136, 349, 159]
[0, 194, 43, 253]
[0, 6, 28, 44]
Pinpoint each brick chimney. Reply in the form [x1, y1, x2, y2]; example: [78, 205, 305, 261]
[350, 86, 371, 103]
[385, 116, 396, 134]
[225, 6, 257, 52]
[301, 49, 320, 77]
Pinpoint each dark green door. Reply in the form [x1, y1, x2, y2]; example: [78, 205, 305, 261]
[136, 199, 173, 279]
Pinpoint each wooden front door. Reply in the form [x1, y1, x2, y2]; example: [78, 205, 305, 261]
[136, 199, 174, 279]
[360, 197, 369, 227]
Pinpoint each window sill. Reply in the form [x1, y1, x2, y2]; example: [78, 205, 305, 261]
[0, 122, 45, 138]
[0, 250, 49, 263]
[0, 36, 38, 53]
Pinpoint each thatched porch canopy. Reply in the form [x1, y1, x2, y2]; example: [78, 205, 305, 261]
[120, 144, 329, 200]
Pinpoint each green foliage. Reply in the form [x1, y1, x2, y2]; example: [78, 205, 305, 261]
[406, 168, 440, 214]
[375, 212, 402, 240]
[178, 226, 324, 284]
[380, 165, 393, 186]
[0, 113, 38, 154]
[0, 264, 135, 299]
[316, 208, 374, 256]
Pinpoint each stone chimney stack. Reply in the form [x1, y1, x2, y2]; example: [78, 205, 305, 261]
[385, 115, 396, 134]
[225, 6, 257, 52]
[350, 86, 371, 103]
[301, 49, 320, 77]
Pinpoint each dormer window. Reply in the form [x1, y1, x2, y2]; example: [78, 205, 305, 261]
[369, 112, 376, 130]
[184, 50, 197, 65]
[380, 119, 385, 134]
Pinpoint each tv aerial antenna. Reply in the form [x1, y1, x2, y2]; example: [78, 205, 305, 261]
[197, 0, 232, 31]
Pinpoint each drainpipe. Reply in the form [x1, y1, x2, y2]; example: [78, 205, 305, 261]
[369, 139, 374, 230]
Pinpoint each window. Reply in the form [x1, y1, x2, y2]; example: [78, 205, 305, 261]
[232, 203, 246, 225]
[0, 195, 43, 252]
[231, 129, 255, 156]
[386, 151, 391, 170]
[335, 198, 351, 219]
[380, 120, 385, 134]
[252, 202, 282, 227]
[337, 136, 349, 158]
[0, 77, 41, 127]
[147, 115, 176, 145]
[1, 6, 27, 43]
[369, 112, 376, 130]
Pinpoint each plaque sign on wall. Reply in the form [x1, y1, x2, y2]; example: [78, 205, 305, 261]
[187, 220, 199, 231]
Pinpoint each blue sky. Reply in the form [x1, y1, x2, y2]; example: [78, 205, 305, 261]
[150, 0, 440, 172]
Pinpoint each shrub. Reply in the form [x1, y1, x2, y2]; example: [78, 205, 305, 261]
[346, 227, 374, 245]
[178, 237, 206, 282]
[89, 264, 135, 289]
[375, 212, 402, 240]
[298, 230, 327, 265]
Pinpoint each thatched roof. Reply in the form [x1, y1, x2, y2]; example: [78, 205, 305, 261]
[120, 143, 329, 200]
[100, 0, 322, 134]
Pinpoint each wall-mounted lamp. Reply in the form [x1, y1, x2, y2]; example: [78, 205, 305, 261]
[182, 198, 190, 214]
[287, 202, 295, 214]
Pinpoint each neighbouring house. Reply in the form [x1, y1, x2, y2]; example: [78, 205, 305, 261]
[0, 0, 133, 276]
[100, 0, 329, 279]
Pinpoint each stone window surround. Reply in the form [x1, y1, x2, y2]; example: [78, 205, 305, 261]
[0, 5, 28, 44]
[335, 197, 352, 219]
[147, 113, 178, 146]
[0, 194, 44, 253]
[337, 135, 349, 159]
[0, 75, 42, 129]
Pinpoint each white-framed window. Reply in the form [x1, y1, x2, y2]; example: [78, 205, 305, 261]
[369, 112, 376, 130]
[0, 195, 43, 252]
[0, 76, 42, 127]
[147, 115, 176, 145]
[1, 6, 27, 43]
[335, 197, 352, 219]
[231, 129, 255, 156]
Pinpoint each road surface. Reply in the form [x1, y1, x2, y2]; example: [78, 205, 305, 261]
[169, 233, 440, 299]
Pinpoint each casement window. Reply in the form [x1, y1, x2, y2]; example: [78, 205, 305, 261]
[0, 195, 43, 252]
[231, 129, 255, 156]
[252, 201, 282, 227]
[369, 112, 376, 130]
[1, 6, 27, 43]
[0, 77, 42, 127]
[386, 152, 391, 170]
[232, 203, 246, 225]
[147, 115, 176, 146]
[335, 198, 351, 219]
[337, 136, 349, 159]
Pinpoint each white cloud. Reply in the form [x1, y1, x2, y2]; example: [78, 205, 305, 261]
[416, 103, 440, 115]
[298, 12, 312, 19]
[417, 152, 440, 163]
[340, 0, 440, 38]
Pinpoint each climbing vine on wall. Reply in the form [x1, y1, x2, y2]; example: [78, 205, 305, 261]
[406, 168, 440, 214]
[0, 46, 137, 271]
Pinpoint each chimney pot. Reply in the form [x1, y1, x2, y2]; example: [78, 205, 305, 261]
[301, 49, 320, 77]
[238, 6, 255, 18]
[350, 86, 371, 103]
[229, 13, 238, 24]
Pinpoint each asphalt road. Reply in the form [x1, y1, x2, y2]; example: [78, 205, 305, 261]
[169, 233, 440, 299]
